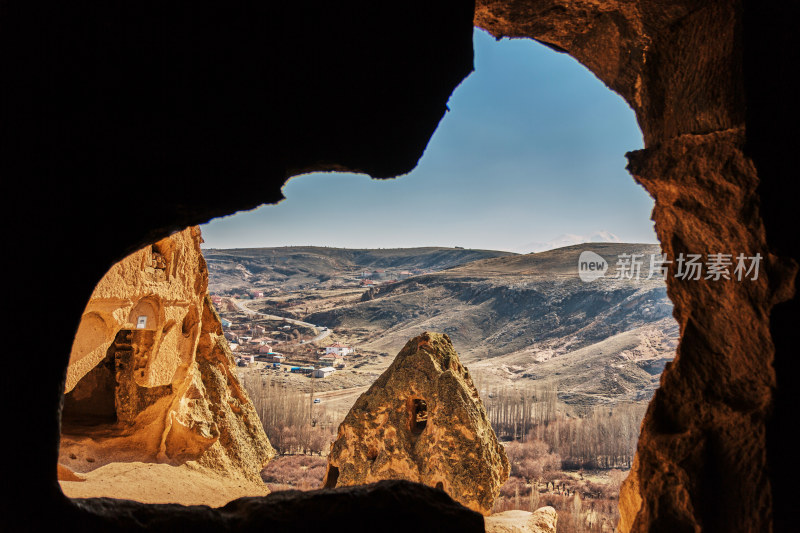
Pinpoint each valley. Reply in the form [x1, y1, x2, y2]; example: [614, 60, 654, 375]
[207, 243, 677, 412]
[206, 242, 677, 528]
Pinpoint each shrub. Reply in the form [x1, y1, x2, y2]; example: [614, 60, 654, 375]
[261, 455, 328, 490]
[505, 438, 562, 479]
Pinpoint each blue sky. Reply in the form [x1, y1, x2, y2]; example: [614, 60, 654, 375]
[201, 29, 656, 252]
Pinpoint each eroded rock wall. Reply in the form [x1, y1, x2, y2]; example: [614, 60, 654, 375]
[60, 227, 274, 482]
[618, 128, 799, 531]
[476, 2, 798, 531]
[476, 0, 744, 145]
[324, 332, 509, 515]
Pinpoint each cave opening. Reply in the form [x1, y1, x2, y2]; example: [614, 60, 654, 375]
[0, 0, 783, 529]
[324, 465, 339, 489]
[409, 398, 428, 435]
[366, 446, 378, 462]
[192, 28, 676, 524]
[59, 23, 675, 526]
[61, 342, 118, 427]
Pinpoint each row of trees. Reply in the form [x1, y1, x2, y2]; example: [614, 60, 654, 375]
[480, 385, 559, 440]
[242, 371, 645, 467]
[533, 403, 645, 469]
[479, 383, 645, 469]
[240, 372, 338, 455]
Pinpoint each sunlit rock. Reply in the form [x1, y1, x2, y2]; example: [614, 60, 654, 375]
[323, 332, 509, 515]
[60, 227, 275, 485]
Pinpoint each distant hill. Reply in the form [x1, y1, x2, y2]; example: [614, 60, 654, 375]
[513, 230, 623, 253]
[203, 246, 514, 291]
[205, 243, 677, 408]
[304, 243, 676, 406]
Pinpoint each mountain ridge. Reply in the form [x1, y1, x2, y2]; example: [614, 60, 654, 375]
[205, 243, 677, 407]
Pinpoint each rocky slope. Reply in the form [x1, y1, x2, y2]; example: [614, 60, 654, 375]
[203, 246, 513, 292]
[305, 243, 677, 405]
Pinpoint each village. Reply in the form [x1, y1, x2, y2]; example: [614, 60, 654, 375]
[209, 288, 394, 397]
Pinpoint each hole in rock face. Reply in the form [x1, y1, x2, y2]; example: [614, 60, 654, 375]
[62, 343, 118, 426]
[366, 447, 378, 462]
[324, 465, 339, 488]
[410, 398, 428, 435]
[181, 305, 199, 338]
[60, 28, 677, 522]
[192, 29, 676, 523]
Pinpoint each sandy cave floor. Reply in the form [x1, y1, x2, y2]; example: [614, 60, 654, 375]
[59, 462, 555, 530]
[59, 461, 269, 507]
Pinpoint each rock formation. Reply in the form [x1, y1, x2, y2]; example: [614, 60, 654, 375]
[360, 287, 378, 302]
[323, 332, 509, 515]
[59, 227, 275, 484]
[473, 5, 799, 531]
[484, 507, 558, 533]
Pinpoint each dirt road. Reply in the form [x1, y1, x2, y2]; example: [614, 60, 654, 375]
[314, 385, 370, 413]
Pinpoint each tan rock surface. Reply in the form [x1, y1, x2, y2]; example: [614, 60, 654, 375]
[59, 227, 275, 502]
[323, 332, 509, 515]
[528, 506, 558, 533]
[474, 4, 799, 530]
[59, 462, 269, 507]
[485, 508, 558, 533]
[57, 463, 84, 482]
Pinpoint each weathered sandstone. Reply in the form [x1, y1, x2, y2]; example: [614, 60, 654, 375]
[323, 332, 509, 515]
[485, 507, 558, 533]
[59, 227, 275, 485]
[474, 4, 799, 531]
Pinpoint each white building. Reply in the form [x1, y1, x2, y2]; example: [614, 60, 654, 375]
[325, 343, 352, 357]
[312, 367, 335, 378]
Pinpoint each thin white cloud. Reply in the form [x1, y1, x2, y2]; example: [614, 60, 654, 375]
[513, 231, 623, 254]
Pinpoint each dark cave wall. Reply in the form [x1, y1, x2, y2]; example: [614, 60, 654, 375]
[476, 1, 798, 530]
[743, 3, 800, 533]
[2, 0, 798, 531]
[1, 1, 478, 529]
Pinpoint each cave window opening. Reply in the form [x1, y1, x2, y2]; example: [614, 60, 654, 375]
[150, 244, 168, 271]
[61, 340, 119, 428]
[190, 28, 675, 517]
[410, 398, 428, 435]
[59, 25, 677, 519]
[324, 465, 339, 488]
[366, 446, 378, 462]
